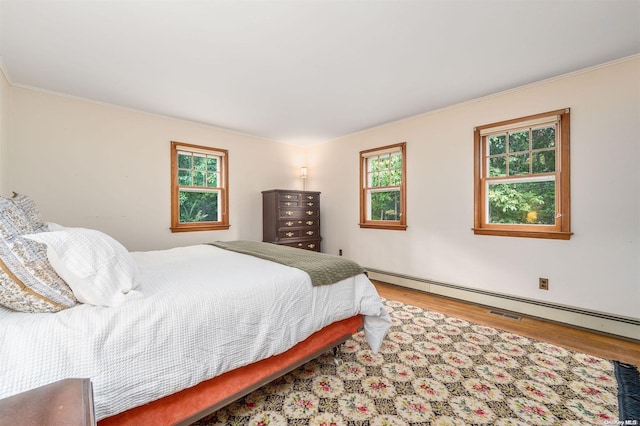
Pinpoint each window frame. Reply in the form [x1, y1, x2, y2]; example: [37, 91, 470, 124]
[473, 109, 571, 240]
[170, 141, 230, 232]
[359, 142, 407, 230]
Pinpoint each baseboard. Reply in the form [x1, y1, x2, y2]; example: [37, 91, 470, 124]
[366, 268, 640, 341]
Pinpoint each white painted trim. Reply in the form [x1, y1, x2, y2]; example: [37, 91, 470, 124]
[366, 269, 640, 341]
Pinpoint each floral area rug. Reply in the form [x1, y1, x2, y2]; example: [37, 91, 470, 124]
[193, 298, 622, 425]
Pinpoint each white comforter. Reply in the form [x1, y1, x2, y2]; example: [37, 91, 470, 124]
[0, 244, 390, 420]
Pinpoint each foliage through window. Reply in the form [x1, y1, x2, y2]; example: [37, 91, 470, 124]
[359, 143, 407, 230]
[171, 141, 229, 232]
[473, 109, 571, 239]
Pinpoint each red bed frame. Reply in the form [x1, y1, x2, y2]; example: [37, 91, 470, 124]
[98, 315, 363, 426]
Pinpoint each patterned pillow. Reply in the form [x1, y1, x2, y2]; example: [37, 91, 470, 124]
[0, 196, 76, 313]
[9, 192, 46, 231]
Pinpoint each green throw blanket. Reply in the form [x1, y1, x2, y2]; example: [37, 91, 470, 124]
[209, 240, 365, 286]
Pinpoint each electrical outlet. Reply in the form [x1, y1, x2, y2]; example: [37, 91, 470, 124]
[539, 278, 549, 290]
[339, 249, 343, 256]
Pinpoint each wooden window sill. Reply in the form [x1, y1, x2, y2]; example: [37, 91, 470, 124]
[171, 224, 230, 233]
[359, 223, 407, 231]
[472, 228, 572, 240]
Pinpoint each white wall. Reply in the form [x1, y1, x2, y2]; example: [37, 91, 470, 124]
[4, 57, 639, 321]
[0, 64, 9, 191]
[313, 56, 640, 319]
[6, 87, 306, 251]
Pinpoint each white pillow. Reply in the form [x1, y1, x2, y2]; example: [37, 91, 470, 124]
[24, 227, 141, 307]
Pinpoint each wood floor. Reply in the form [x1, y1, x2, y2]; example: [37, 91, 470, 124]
[372, 280, 640, 367]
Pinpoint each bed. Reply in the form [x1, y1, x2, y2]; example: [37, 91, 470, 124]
[0, 196, 391, 425]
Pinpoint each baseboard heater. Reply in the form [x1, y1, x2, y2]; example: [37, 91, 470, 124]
[366, 268, 640, 341]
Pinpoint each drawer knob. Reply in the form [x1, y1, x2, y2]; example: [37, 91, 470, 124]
[306, 231, 314, 235]
[285, 195, 293, 199]
[285, 221, 294, 226]
[307, 202, 314, 206]
[306, 211, 314, 215]
[306, 221, 314, 225]
[306, 196, 314, 199]
[308, 244, 315, 249]
[285, 211, 293, 216]
[286, 232, 294, 237]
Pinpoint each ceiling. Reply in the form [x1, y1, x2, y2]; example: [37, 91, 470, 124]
[1, 1, 638, 146]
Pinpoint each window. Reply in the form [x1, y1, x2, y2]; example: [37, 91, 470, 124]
[359, 142, 407, 230]
[171, 141, 229, 232]
[473, 109, 571, 239]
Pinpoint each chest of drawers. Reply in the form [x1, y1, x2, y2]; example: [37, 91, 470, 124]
[262, 189, 321, 251]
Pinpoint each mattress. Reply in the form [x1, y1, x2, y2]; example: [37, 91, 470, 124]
[0, 244, 390, 420]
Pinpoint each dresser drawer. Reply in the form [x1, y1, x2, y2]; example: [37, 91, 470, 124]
[279, 200, 299, 207]
[279, 219, 318, 229]
[279, 192, 301, 202]
[278, 194, 320, 208]
[279, 191, 319, 201]
[278, 229, 319, 240]
[278, 239, 321, 252]
[299, 193, 319, 202]
[278, 208, 319, 220]
[278, 230, 301, 239]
